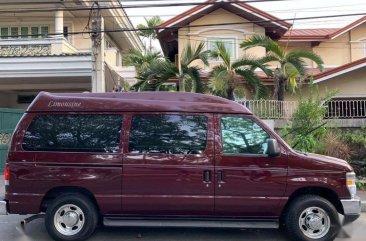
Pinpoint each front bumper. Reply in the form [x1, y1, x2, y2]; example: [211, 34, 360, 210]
[341, 196, 361, 223]
[0, 200, 7, 215]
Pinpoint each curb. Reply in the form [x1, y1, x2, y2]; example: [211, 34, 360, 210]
[362, 201, 366, 212]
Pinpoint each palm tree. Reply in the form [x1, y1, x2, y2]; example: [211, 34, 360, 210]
[209, 41, 270, 100]
[240, 35, 324, 101]
[136, 16, 163, 52]
[135, 42, 210, 92]
[123, 48, 163, 74]
[178, 42, 210, 92]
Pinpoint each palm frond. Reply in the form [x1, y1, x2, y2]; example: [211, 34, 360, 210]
[208, 65, 230, 97]
[211, 41, 231, 69]
[186, 66, 204, 93]
[286, 58, 307, 77]
[286, 50, 324, 71]
[123, 49, 162, 73]
[258, 54, 281, 65]
[284, 64, 299, 93]
[236, 68, 268, 99]
[137, 16, 163, 39]
[233, 56, 272, 77]
[180, 42, 210, 67]
[240, 35, 285, 59]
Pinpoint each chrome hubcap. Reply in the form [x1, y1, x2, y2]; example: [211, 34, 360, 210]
[299, 207, 330, 239]
[54, 204, 85, 236]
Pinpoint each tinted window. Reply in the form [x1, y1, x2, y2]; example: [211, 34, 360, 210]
[129, 114, 207, 154]
[23, 115, 122, 153]
[221, 116, 270, 154]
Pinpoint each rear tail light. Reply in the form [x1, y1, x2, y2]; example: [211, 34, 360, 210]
[4, 164, 9, 186]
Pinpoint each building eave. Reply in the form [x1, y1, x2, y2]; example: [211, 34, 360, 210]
[313, 57, 366, 84]
[0, 54, 93, 78]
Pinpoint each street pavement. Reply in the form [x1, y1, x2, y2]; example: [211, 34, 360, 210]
[1, 176, 366, 241]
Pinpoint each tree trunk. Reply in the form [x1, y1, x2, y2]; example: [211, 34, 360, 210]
[149, 37, 152, 52]
[227, 87, 235, 101]
[273, 74, 286, 101]
[277, 76, 286, 101]
[179, 76, 185, 92]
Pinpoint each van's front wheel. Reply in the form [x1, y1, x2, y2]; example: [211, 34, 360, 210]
[45, 194, 98, 241]
[284, 195, 340, 241]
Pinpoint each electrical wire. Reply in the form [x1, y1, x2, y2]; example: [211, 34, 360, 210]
[1, 11, 360, 38]
[0, 0, 295, 14]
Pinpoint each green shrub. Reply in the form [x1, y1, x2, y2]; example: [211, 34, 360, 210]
[281, 83, 334, 152]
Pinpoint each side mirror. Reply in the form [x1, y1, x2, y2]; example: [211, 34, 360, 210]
[267, 139, 281, 157]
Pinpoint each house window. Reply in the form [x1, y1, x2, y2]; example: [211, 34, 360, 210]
[21, 27, 29, 38]
[1, 27, 8, 39]
[41, 26, 49, 38]
[31, 27, 39, 39]
[207, 37, 237, 59]
[0, 25, 49, 39]
[63, 26, 69, 39]
[10, 27, 19, 39]
[105, 39, 113, 49]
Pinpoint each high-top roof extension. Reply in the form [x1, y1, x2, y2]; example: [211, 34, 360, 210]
[27, 92, 252, 114]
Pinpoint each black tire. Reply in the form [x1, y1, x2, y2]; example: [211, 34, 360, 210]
[284, 195, 340, 241]
[45, 194, 98, 241]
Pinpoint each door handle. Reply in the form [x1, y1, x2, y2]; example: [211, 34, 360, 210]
[217, 170, 224, 183]
[203, 170, 211, 183]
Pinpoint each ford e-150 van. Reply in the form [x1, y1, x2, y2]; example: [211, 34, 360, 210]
[0, 92, 361, 241]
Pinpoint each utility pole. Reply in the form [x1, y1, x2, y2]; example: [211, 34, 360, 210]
[91, 2, 105, 93]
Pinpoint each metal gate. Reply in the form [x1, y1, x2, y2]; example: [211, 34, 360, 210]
[0, 108, 24, 172]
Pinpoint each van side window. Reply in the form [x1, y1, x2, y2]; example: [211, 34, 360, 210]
[22, 114, 123, 153]
[221, 116, 269, 155]
[129, 114, 207, 154]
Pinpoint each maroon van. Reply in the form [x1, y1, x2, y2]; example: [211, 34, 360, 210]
[0, 92, 361, 241]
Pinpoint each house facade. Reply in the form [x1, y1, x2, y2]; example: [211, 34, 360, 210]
[0, 0, 143, 109]
[157, 0, 366, 102]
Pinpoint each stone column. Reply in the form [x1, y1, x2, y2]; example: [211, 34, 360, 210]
[55, 9, 64, 38]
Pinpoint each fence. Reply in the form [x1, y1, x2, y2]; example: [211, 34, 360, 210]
[325, 99, 366, 119]
[237, 100, 298, 119]
[238, 99, 366, 120]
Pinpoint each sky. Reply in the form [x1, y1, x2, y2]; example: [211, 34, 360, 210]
[121, 0, 366, 49]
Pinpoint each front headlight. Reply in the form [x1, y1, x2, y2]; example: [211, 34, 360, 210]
[346, 172, 357, 198]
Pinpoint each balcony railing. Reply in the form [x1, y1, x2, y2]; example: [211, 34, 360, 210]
[325, 99, 366, 119]
[0, 37, 78, 56]
[238, 99, 366, 119]
[238, 100, 298, 119]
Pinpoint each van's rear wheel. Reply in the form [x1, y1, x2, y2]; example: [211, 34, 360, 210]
[45, 194, 98, 241]
[284, 195, 340, 241]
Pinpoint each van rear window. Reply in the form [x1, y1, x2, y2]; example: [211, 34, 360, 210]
[22, 114, 123, 153]
[129, 114, 207, 154]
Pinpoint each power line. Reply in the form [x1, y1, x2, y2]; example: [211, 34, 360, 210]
[1, 12, 365, 38]
[1, 7, 364, 19]
[0, 0, 296, 14]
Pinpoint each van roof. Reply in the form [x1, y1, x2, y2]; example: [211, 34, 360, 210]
[27, 92, 252, 114]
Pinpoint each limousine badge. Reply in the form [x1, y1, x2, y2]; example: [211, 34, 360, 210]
[48, 101, 81, 108]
